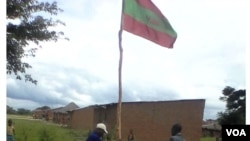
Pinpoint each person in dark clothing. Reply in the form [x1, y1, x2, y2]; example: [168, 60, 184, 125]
[86, 123, 108, 141]
[169, 123, 185, 141]
[128, 129, 134, 141]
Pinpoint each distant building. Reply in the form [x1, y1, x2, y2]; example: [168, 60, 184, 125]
[68, 99, 205, 141]
[47, 107, 63, 122]
[52, 102, 79, 125]
[32, 109, 46, 119]
[32, 102, 79, 125]
[202, 119, 221, 138]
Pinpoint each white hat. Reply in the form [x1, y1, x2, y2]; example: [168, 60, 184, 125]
[96, 123, 108, 134]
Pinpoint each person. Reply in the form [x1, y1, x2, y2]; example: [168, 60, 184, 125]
[127, 129, 134, 141]
[86, 123, 108, 141]
[169, 123, 185, 141]
[7, 119, 15, 141]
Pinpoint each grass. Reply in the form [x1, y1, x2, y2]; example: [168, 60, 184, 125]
[200, 137, 222, 141]
[7, 115, 89, 141]
[200, 137, 214, 141]
[7, 114, 33, 120]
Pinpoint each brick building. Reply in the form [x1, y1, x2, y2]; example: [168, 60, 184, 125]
[53, 102, 79, 125]
[202, 119, 221, 138]
[32, 109, 47, 119]
[32, 102, 79, 124]
[69, 99, 205, 141]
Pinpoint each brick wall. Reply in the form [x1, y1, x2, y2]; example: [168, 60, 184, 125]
[69, 99, 205, 141]
[70, 106, 95, 130]
[119, 100, 205, 141]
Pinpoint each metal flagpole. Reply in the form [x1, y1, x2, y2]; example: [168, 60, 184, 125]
[117, 0, 124, 140]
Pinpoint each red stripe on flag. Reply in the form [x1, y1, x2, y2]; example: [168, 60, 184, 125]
[123, 14, 176, 48]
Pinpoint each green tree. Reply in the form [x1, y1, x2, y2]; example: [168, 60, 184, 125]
[7, 0, 68, 84]
[217, 86, 246, 125]
[17, 108, 31, 115]
[35, 106, 51, 110]
[7, 105, 17, 114]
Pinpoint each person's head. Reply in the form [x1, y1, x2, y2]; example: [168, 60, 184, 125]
[8, 119, 13, 126]
[95, 123, 108, 137]
[171, 123, 182, 136]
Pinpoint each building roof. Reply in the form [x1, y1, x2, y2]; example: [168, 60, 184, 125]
[54, 102, 79, 113]
[202, 123, 221, 130]
[73, 99, 205, 111]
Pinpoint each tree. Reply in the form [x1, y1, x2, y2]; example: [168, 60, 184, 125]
[217, 86, 246, 125]
[7, 0, 68, 84]
[7, 105, 17, 114]
[17, 108, 31, 115]
[35, 106, 51, 110]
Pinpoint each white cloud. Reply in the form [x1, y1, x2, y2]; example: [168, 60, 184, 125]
[7, 98, 41, 110]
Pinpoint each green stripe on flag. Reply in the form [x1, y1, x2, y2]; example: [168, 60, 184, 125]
[124, 0, 177, 37]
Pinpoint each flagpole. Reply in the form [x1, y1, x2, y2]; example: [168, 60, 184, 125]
[117, 0, 124, 141]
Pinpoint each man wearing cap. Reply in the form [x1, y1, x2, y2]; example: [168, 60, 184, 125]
[86, 123, 108, 141]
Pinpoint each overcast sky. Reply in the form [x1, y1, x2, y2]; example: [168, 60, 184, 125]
[5, 0, 248, 120]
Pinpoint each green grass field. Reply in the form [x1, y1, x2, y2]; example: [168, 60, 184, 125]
[200, 137, 215, 141]
[7, 115, 88, 141]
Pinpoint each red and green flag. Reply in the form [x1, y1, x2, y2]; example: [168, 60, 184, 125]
[122, 0, 177, 48]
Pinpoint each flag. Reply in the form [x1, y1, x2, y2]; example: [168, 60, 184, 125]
[122, 0, 177, 48]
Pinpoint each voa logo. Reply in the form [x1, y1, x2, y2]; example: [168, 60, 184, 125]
[226, 129, 246, 136]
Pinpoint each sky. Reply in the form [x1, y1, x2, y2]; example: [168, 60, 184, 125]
[3, 0, 249, 121]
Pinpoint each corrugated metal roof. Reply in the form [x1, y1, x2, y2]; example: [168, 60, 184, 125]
[72, 99, 205, 111]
